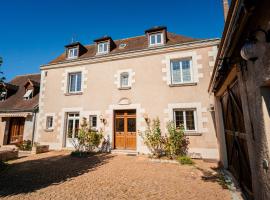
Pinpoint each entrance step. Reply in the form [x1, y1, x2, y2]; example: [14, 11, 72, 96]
[111, 149, 137, 156]
[1, 145, 18, 151]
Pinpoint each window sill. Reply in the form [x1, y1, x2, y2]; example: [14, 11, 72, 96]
[64, 92, 83, 96]
[96, 52, 109, 56]
[184, 131, 202, 136]
[118, 87, 131, 90]
[169, 82, 197, 87]
[66, 57, 78, 60]
[44, 129, 54, 132]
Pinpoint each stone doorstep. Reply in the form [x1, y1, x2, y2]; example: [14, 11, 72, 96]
[111, 149, 137, 156]
[149, 158, 178, 164]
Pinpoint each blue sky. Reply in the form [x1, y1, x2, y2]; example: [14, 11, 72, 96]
[0, 0, 224, 81]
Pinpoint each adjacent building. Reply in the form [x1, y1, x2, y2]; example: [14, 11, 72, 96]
[0, 74, 40, 146]
[35, 26, 220, 159]
[209, 0, 270, 199]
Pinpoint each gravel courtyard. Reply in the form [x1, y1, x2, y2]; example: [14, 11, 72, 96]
[0, 151, 231, 200]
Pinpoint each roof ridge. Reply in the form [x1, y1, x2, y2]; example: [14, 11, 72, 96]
[14, 73, 41, 77]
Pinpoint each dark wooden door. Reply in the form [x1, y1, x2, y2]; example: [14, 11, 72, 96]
[220, 80, 253, 199]
[114, 110, 136, 150]
[8, 117, 25, 144]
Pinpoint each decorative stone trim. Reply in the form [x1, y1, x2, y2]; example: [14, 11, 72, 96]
[165, 102, 208, 134]
[161, 51, 202, 85]
[208, 46, 218, 68]
[114, 69, 135, 89]
[44, 113, 56, 130]
[61, 66, 88, 94]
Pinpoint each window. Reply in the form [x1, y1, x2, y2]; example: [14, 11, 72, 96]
[89, 115, 97, 129]
[149, 33, 164, 46]
[174, 109, 196, 131]
[46, 116, 53, 130]
[66, 113, 80, 139]
[120, 72, 129, 88]
[97, 42, 109, 54]
[68, 72, 82, 93]
[0, 90, 7, 101]
[23, 89, 33, 100]
[68, 48, 78, 59]
[171, 59, 192, 84]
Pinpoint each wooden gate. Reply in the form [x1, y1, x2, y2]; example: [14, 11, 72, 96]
[220, 80, 253, 198]
[8, 117, 25, 144]
[114, 110, 136, 150]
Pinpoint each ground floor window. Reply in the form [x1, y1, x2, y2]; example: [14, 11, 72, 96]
[173, 109, 196, 131]
[46, 116, 53, 129]
[66, 113, 80, 139]
[89, 115, 97, 130]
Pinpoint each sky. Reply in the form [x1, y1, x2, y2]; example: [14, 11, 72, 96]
[0, 0, 225, 81]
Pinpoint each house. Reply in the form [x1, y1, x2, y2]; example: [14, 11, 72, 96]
[209, 0, 270, 199]
[0, 74, 40, 146]
[35, 26, 220, 159]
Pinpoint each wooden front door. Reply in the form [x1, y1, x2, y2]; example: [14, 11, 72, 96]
[8, 117, 25, 144]
[114, 110, 136, 150]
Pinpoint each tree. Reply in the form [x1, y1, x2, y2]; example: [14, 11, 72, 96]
[0, 57, 5, 84]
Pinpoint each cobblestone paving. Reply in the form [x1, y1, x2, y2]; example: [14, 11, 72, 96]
[0, 151, 231, 200]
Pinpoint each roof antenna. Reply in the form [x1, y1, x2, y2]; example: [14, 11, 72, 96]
[71, 34, 77, 43]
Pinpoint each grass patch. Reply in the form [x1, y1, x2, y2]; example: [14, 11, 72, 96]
[177, 156, 194, 165]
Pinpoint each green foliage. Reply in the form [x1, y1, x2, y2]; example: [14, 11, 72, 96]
[177, 156, 194, 165]
[72, 117, 103, 153]
[165, 121, 189, 158]
[18, 140, 32, 151]
[141, 118, 190, 159]
[0, 57, 5, 84]
[140, 118, 166, 158]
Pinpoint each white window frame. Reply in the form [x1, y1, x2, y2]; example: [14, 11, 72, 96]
[46, 116, 54, 130]
[149, 32, 164, 46]
[97, 42, 109, 54]
[67, 47, 78, 59]
[0, 90, 7, 101]
[170, 59, 193, 84]
[173, 109, 197, 132]
[89, 115, 97, 130]
[68, 72, 82, 93]
[23, 89, 33, 100]
[66, 112, 80, 139]
[120, 72, 130, 88]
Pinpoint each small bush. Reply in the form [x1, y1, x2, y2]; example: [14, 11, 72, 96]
[177, 156, 194, 165]
[18, 140, 32, 151]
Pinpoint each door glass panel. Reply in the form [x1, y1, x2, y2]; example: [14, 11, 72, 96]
[67, 119, 73, 138]
[115, 118, 124, 132]
[74, 119, 80, 138]
[127, 118, 136, 132]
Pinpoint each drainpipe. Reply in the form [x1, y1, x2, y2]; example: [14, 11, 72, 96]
[31, 108, 37, 145]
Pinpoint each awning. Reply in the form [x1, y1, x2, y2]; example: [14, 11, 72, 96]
[0, 112, 32, 118]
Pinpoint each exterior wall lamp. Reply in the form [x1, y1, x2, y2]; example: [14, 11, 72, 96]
[99, 114, 107, 125]
[240, 29, 270, 62]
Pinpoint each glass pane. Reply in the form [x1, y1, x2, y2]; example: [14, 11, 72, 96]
[98, 44, 103, 52]
[156, 34, 162, 43]
[182, 60, 191, 82]
[127, 118, 136, 132]
[175, 111, 184, 128]
[121, 73, 129, 87]
[186, 111, 195, 130]
[115, 118, 124, 132]
[90, 115, 97, 127]
[73, 48, 78, 57]
[104, 43, 108, 52]
[74, 119, 80, 138]
[150, 35, 155, 44]
[69, 74, 76, 92]
[171, 61, 181, 83]
[67, 119, 73, 138]
[76, 73, 82, 91]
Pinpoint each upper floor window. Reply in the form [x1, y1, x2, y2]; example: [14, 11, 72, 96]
[171, 59, 192, 84]
[68, 48, 78, 59]
[97, 42, 109, 54]
[120, 72, 129, 88]
[174, 109, 196, 131]
[149, 33, 164, 46]
[46, 116, 53, 130]
[23, 89, 33, 100]
[68, 72, 82, 93]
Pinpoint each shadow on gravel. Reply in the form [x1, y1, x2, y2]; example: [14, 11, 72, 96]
[0, 152, 114, 197]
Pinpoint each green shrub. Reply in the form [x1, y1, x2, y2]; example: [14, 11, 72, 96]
[72, 118, 103, 153]
[177, 156, 194, 165]
[165, 121, 189, 158]
[18, 140, 32, 151]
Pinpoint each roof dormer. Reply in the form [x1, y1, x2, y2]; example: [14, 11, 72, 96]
[94, 36, 115, 55]
[65, 42, 87, 60]
[145, 26, 167, 47]
[0, 82, 18, 101]
[23, 79, 40, 100]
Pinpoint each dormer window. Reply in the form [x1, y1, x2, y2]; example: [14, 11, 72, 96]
[68, 48, 78, 59]
[23, 89, 33, 100]
[149, 33, 164, 46]
[97, 42, 109, 54]
[0, 90, 7, 101]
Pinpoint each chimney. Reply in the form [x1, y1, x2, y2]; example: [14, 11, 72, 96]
[223, 0, 229, 22]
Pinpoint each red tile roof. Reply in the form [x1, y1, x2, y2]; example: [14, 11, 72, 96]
[0, 74, 40, 112]
[49, 32, 198, 64]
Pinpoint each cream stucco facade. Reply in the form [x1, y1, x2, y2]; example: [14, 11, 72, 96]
[36, 39, 219, 159]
